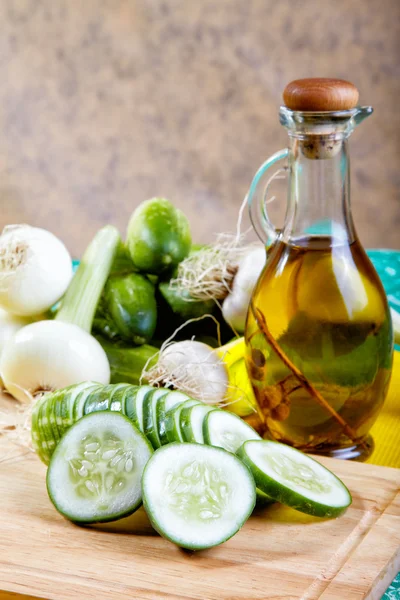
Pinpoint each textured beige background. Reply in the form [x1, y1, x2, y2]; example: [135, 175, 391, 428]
[0, 0, 399, 256]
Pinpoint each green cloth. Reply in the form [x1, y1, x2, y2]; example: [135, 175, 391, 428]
[367, 250, 400, 599]
[382, 572, 400, 599]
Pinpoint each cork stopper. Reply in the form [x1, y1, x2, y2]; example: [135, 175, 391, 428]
[283, 78, 359, 112]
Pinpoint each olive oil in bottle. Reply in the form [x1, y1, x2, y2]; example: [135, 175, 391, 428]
[245, 236, 392, 460]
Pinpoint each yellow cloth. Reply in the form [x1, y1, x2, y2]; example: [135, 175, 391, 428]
[367, 350, 400, 468]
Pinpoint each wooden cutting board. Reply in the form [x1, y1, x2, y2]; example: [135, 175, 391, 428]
[0, 436, 399, 600]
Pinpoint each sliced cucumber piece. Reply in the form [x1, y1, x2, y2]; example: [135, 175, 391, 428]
[54, 384, 79, 429]
[47, 412, 153, 524]
[74, 383, 104, 421]
[109, 384, 132, 413]
[36, 404, 54, 464]
[123, 386, 140, 422]
[67, 382, 98, 423]
[203, 410, 261, 453]
[142, 443, 256, 550]
[31, 395, 49, 463]
[237, 440, 352, 518]
[126, 385, 154, 432]
[38, 395, 56, 449]
[180, 403, 215, 443]
[84, 384, 115, 415]
[143, 388, 169, 448]
[157, 391, 190, 445]
[47, 390, 63, 445]
[165, 399, 200, 443]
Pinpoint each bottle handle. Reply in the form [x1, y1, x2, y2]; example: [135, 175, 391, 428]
[247, 148, 289, 245]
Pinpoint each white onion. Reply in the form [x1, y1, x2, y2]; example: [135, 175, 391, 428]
[1, 320, 110, 403]
[0, 308, 32, 385]
[146, 340, 229, 404]
[0, 225, 73, 316]
[222, 246, 266, 333]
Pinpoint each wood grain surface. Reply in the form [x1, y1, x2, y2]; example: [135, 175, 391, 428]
[0, 433, 399, 600]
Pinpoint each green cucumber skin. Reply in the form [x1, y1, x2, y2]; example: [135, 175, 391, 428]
[142, 443, 256, 550]
[165, 400, 199, 444]
[32, 397, 50, 464]
[157, 393, 189, 446]
[143, 389, 169, 449]
[127, 198, 191, 275]
[255, 489, 275, 508]
[84, 385, 114, 415]
[123, 386, 140, 423]
[179, 405, 198, 443]
[100, 273, 157, 344]
[74, 384, 103, 421]
[180, 403, 214, 443]
[39, 397, 56, 448]
[237, 442, 352, 518]
[110, 384, 132, 413]
[133, 386, 155, 433]
[158, 282, 215, 320]
[97, 338, 158, 386]
[37, 401, 53, 464]
[47, 391, 63, 446]
[46, 412, 153, 524]
[164, 409, 183, 444]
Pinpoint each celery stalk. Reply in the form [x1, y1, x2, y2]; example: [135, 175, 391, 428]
[56, 226, 120, 332]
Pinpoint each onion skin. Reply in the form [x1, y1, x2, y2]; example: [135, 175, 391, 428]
[0, 308, 32, 385]
[1, 321, 110, 403]
[151, 340, 229, 403]
[0, 225, 73, 317]
[222, 247, 266, 333]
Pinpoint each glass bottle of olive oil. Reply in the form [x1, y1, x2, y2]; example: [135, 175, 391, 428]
[245, 79, 393, 460]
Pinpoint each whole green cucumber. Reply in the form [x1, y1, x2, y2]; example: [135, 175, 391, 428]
[126, 198, 191, 274]
[98, 273, 157, 345]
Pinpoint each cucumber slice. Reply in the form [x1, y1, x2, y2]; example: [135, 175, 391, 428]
[237, 440, 352, 518]
[143, 388, 169, 448]
[38, 395, 56, 450]
[44, 392, 58, 445]
[67, 382, 98, 424]
[123, 386, 140, 422]
[109, 384, 132, 413]
[31, 396, 50, 463]
[165, 399, 200, 443]
[84, 384, 115, 415]
[54, 384, 78, 429]
[203, 410, 261, 453]
[74, 383, 104, 421]
[180, 403, 215, 443]
[47, 412, 153, 524]
[47, 390, 65, 445]
[157, 391, 190, 445]
[36, 403, 54, 465]
[126, 385, 154, 432]
[142, 443, 256, 550]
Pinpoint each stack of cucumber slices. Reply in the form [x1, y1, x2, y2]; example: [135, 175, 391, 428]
[34, 383, 352, 550]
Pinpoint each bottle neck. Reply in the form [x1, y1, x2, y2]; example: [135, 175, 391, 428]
[282, 135, 356, 246]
